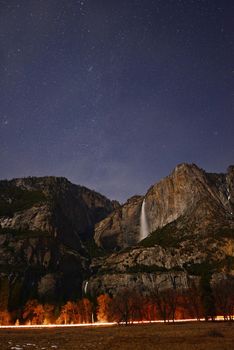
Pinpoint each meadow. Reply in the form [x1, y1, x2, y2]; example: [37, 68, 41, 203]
[0, 321, 233, 350]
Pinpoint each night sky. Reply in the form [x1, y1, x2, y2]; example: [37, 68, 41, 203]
[0, 0, 233, 202]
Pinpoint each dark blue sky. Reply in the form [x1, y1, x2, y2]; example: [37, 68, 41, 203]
[0, 0, 233, 202]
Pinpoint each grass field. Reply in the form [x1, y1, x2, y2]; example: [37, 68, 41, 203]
[0, 322, 233, 350]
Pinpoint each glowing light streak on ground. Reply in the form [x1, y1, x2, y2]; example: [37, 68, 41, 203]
[0, 317, 230, 329]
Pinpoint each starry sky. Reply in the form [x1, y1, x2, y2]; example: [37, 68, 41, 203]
[0, 0, 233, 202]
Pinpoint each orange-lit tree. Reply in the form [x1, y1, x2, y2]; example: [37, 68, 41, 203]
[43, 303, 55, 324]
[77, 298, 93, 323]
[0, 310, 11, 325]
[96, 294, 113, 322]
[57, 301, 79, 324]
[22, 299, 45, 324]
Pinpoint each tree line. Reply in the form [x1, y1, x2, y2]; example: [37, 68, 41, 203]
[0, 275, 233, 325]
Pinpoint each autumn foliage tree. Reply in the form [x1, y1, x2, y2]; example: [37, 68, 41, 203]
[96, 294, 113, 322]
[57, 301, 79, 324]
[43, 303, 55, 324]
[77, 298, 93, 323]
[0, 310, 11, 325]
[23, 299, 45, 324]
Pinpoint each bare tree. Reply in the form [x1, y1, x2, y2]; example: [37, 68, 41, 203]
[167, 274, 179, 322]
[183, 278, 203, 320]
[149, 284, 169, 322]
[149, 275, 179, 322]
[213, 276, 234, 321]
[111, 288, 139, 325]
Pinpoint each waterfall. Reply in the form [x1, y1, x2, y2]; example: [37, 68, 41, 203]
[84, 281, 88, 295]
[226, 176, 233, 215]
[139, 198, 149, 241]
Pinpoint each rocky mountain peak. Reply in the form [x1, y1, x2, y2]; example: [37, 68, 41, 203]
[94, 164, 234, 250]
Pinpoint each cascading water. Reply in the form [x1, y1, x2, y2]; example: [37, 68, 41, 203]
[226, 176, 233, 215]
[84, 281, 88, 295]
[139, 198, 149, 241]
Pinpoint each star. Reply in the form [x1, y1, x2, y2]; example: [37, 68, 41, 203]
[0, 0, 233, 202]
[1, 119, 9, 127]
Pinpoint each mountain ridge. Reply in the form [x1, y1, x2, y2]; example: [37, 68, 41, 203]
[0, 163, 234, 310]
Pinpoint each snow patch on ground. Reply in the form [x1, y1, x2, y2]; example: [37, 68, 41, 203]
[10, 343, 58, 350]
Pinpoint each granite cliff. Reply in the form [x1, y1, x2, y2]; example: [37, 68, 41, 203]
[88, 164, 234, 295]
[0, 177, 118, 309]
[0, 164, 234, 310]
[95, 163, 234, 250]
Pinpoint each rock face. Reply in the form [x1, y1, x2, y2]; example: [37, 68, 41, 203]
[94, 164, 234, 250]
[86, 270, 189, 298]
[94, 195, 143, 250]
[90, 164, 234, 295]
[0, 177, 118, 308]
[1, 165, 234, 309]
[86, 235, 234, 296]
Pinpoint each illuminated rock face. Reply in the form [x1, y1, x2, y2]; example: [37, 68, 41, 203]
[94, 163, 234, 250]
[90, 164, 234, 295]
